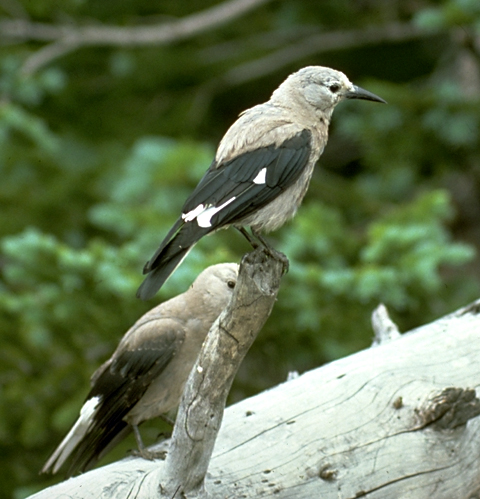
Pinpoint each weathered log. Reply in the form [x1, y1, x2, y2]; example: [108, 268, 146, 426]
[30, 288, 480, 498]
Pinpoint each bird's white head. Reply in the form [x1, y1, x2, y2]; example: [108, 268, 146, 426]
[271, 66, 386, 119]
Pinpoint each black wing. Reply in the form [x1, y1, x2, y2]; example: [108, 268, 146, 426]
[66, 326, 181, 475]
[137, 129, 312, 300]
[182, 129, 312, 226]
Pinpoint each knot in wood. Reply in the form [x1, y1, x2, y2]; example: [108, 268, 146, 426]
[418, 387, 480, 430]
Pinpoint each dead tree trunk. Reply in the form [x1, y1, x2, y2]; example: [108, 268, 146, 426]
[30, 257, 480, 498]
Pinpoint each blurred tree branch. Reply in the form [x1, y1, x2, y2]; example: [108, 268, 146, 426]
[183, 21, 442, 126]
[3, 11, 443, 84]
[220, 23, 441, 85]
[0, 0, 273, 74]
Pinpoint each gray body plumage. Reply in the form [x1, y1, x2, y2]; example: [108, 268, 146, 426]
[221, 103, 326, 232]
[42, 263, 238, 476]
[138, 66, 386, 300]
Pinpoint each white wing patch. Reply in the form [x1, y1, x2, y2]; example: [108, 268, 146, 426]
[196, 197, 236, 228]
[182, 198, 236, 228]
[182, 204, 205, 222]
[253, 167, 267, 185]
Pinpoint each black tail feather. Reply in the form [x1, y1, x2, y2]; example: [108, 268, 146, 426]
[66, 421, 131, 477]
[142, 218, 183, 274]
[136, 247, 191, 300]
[137, 222, 212, 300]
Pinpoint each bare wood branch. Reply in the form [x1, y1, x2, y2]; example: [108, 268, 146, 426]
[221, 23, 441, 85]
[371, 303, 401, 346]
[184, 21, 442, 122]
[185, 21, 442, 125]
[29, 296, 480, 498]
[162, 247, 285, 496]
[1, 0, 271, 44]
[30, 295, 480, 498]
[1, 12, 442, 79]
[30, 247, 285, 498]
[0, 0, 272, 73]
[21, 41, 78, 75]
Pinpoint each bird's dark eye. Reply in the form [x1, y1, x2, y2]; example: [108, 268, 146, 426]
[227, 280, 236, 289]
[329, 83, 341, 93]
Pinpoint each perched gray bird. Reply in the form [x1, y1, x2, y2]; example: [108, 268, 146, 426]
[42, 263, 238, 476]
[137, 66, 386, 300]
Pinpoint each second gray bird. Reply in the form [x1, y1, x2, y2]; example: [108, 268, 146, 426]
[41, 263, 238, 476]
[138, 66, 386, 300]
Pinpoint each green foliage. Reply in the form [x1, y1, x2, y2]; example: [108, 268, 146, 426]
[90, 136, 214, 238]
[414, 0, 480, 28]
[1, 0, 480, 497]
[266, 190, 475, 368]
[0, 56, 66, 106]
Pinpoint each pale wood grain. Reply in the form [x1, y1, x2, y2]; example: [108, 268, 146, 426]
[30, 295, 480, 499]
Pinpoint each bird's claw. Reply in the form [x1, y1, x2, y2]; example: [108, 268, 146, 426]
[131, 447, 167, 461]
[272, 249, 289, 274]
[263, 246, 289, 274]
[245, 245, 289, 276]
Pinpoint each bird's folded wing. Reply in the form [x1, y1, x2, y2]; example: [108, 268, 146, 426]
[63, 320, 184, 475]
[138, 128, 312, 286]
[181, 129, 312, 227]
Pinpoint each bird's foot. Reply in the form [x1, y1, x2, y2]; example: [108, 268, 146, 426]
[262, 246, 289, 274]
[236, 226, 259, 248]
[237, 226, 289, 274]
[244, 244, 289, 276]
[131, 447, 167, 461]
[131, 423, 170, 462]
[274, 249, 289, 274]
[250, 229, 289, 274]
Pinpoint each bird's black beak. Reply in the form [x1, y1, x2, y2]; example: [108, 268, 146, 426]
[345, 85, 387, 104]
